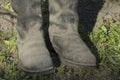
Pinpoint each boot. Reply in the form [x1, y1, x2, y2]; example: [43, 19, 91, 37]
[49, 0, 96, 68]
[11, 0, 53, 73]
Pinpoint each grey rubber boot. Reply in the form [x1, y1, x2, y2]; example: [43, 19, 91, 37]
[49, 0, 96, 68]
[11, 0, 53, 73]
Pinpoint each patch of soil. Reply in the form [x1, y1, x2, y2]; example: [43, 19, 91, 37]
[0, 14, 16, 32]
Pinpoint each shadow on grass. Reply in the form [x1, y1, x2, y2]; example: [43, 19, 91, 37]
[77, 0, 104, 67]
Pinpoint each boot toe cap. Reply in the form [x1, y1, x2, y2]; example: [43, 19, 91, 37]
[18, 52, 53, 73]
[61, 50, 96, 67]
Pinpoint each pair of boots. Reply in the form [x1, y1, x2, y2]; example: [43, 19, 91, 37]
[11, 0, 96, 73]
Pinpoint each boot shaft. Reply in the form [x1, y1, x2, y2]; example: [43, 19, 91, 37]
[49, 0, 78, 22]
[49, 0, 79, 33]
[11, 0, 43, 39]
[11, 0, 42, 18]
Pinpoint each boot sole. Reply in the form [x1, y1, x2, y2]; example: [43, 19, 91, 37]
[19, 65, 54, 74]
[60, 57, 96, 69]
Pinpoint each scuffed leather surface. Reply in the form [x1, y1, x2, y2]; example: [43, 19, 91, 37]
[11, 0, 53, 72]
[49, 0, 96, 66]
